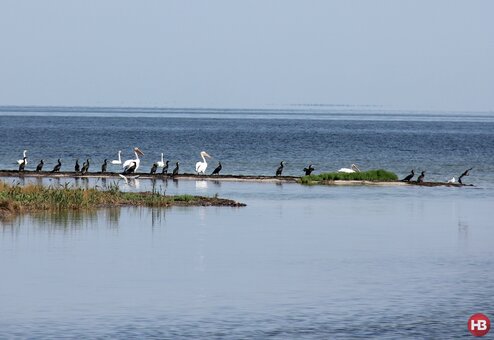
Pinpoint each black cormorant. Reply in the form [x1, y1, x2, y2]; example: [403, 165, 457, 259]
[458, 167, 473, 184]
[416, 170, 425, 183]
[276, 161, 284, 177]
[51, 159, 62, 173]
[401, 170, 414, 182]
[211, 162, 222, 175]
[18, 157, 27, 172]
[172, 162, 180, 177]
[81, 159, 90, 175]
[123, 161, 137, 175]
[36, 160, 44, 172]
[101, 159, 108, 173]
[162, 160, 169, 174]
[303, 164, 315, 176]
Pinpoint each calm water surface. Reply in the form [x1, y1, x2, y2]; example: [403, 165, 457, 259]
[1, 108, 493, 338]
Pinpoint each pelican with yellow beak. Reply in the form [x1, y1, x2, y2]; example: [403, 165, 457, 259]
[195, 151, 211, 174]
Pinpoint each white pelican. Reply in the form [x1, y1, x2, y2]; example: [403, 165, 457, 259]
[195, 151, 211, 174]
[111, 150, 122, 165]
[157, 153, 165, 168]
[17, 150, 27, 165]
[122, 147, 144, 174]
[337, 164, 360, 173]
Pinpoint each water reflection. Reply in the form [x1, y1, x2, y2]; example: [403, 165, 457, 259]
[457, 219, 469, 250]
[211, 180, 221, 188]
[1, 208, 122, 231]
[195, 180, 208, 191]
[151, 207, 167, 229]
[1, 189, 493, 339]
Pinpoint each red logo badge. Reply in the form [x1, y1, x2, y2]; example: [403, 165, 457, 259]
[468, 313, 490, 337]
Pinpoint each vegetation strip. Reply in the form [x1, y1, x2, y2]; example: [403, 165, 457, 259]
[300, 169, 399, 184]
[0, 182, 245, 219]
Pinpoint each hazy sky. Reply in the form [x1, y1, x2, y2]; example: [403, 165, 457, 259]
[0, 1, 493, 111]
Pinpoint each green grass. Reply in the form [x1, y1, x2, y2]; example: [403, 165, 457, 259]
[0, 182, 242, 218]
[300, 169, 398, 184]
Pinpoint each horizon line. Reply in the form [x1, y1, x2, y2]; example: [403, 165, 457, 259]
[0, 104, 493, 115]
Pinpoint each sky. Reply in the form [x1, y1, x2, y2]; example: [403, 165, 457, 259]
[0, 1, 493, 111]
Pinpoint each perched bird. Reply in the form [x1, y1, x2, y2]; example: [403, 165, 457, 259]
[447, 177, 456, 183]
[122, 147, 144, 173]
[172, 162, 180, 177]
[162, 160, 170, 174]
[276, 161, 284, 176]
[17, 150, 27, 165]
[101, 159, 108, 173]
[401, 170, 415, 182]
[51, 159, 62, 173]
[123, 161, 137, 175]
[303, 164, 315, 176]
[75, 159, 80, 172]
[111, 150, 122, 165]
[338, 164, 360, 173]
[458, 167, 473, 184]
[150, 163, 158, 174]
[416, 171, 425, 183]
[195, 151, 211, 174]
[18, 157, 27, 172]
[36, 160, 44, 172]
[211, 162, 222, 175]
[81, 159, 90, 175]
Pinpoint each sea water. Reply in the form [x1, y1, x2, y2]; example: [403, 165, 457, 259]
[0, 107, 493, 338]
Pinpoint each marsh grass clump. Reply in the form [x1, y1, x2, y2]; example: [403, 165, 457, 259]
[300, 169, 398, 184]
[0, 182, 244, 218]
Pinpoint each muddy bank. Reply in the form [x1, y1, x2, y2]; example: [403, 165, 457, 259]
[0, 170, 299, 183]
[0, 170, 473, 187]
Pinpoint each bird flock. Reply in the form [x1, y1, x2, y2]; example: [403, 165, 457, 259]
[13, 148, 224, 177]
[400, 167, 473, 184]
[13, 148, 473, 183]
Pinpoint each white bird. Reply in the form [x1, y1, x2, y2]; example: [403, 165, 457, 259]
[111, 150, 122, 165]
[195, 151, 211, 174]
[17, 150, 27, 165]
[447, 177, 456, 183]
[118, 173, 140, 184]
[122, 147, 144, 174]
[157, 153, 165, 168]
[337, 164, 361, 173]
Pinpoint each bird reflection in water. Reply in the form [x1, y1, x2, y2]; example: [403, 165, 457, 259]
[151, 207, 166, 229]
[195, 180, 208, 192]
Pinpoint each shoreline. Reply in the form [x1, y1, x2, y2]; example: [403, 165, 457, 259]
[0, 182, 245, 220]
[0, 170, 471, 187]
